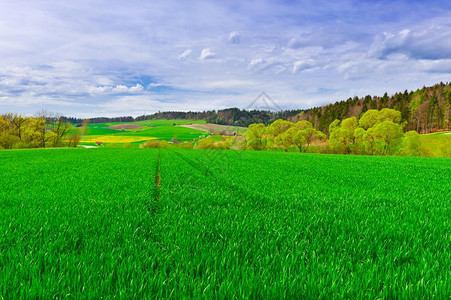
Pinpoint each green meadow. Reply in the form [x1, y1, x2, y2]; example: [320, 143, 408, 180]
[78, 119, 208, 146]
[1, 148, 450, 298]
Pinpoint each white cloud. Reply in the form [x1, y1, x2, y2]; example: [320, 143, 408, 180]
[147, 83, 163, 88]
[112, 85, 129, 93]
[178, 49, 192, 60]
[200, 48, 216, 60]
[247, 57, 283, 71]
[89, 86, 112, 94]
[129, 84, 144, 93]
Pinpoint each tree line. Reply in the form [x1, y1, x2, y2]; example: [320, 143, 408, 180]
[298, 82, 451, 134]
[245, 108, 431, 156]
[0, 112, 88, 150]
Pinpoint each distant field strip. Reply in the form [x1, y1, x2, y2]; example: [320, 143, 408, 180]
[81, 135, 155, 143]
[1, 148, 450, 298]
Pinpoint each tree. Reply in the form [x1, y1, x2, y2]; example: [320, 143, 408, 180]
[378, 108, 402, 124]
[286, 120, 325, 152]
[359, 110, 380, 130]
[67, 130, 82, 148]
[368, 120, 404, 155]
[400, 130, 421, 156]
[267, 119, 293, 151]
[80, 119, 90, 141]
[245, 123, 267, 150]
[329, 117, 358, 154]
[353, 127, 367, 154]
[22, 117, 45, 148]
[275, 128, 294, 152]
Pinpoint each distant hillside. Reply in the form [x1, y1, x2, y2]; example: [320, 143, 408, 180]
[67, 82, 451, 134]
[67, 108, 302, 128]
[295, 82, 451, 134]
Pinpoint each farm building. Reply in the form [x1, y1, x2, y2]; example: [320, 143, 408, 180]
[168, 138, 182, 144]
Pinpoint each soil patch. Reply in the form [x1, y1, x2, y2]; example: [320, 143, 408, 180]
[107, 124, 142, 130]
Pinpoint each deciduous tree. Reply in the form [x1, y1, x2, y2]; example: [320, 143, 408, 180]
[246, 123, 267, 150]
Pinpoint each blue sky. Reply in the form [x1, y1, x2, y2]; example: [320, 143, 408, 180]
[1, 0, 451, 117]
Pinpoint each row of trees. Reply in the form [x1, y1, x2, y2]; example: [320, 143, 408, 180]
[246, 119, 325, 152]
[328, 109, 414, 156]
[246, 108, 425, 156]
[299, 82, 451, 134]
[0, 112, 88, 150]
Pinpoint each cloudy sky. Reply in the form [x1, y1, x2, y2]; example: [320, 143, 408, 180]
[1, 0, 451, 117]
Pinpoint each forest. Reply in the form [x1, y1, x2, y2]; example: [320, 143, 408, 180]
[245, 108, 430, 156]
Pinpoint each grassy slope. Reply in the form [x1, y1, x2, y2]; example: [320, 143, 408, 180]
[1, 148, 450, 297]
[419, 131, 451, 157]
[179, 123, 248, 134]
[79, 119, 208, 145]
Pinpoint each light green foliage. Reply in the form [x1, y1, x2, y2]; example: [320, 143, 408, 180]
[368, 120, 404, 155]
[329, 117, 358, 154]
[246, 123, 267, 150]
[267, 119, 293, 151]
[274, 124, 294, 152]
[197, 136, 233, 150]
[353, 127, 367, 154]
[378, 108, 402, 124]
[141, 139, 171, 148]
[267, 119, 293, 138]
[329, 109, 405, 155]
[400, 130, 422, 156]
[287, 120, 325, 152]
[1, 149, 451, 298]
[328, 119, 341, 133]
[359, 109, 380, 129]
[359, 108, 401, 130]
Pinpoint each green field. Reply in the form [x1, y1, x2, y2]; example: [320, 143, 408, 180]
[78, 119, 208, 146]
[1, 149, 450, 298]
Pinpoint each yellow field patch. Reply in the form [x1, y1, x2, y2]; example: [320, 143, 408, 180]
[81, 135, 156, 143]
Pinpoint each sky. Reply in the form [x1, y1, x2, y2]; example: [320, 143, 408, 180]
[1, 0, 451, 118]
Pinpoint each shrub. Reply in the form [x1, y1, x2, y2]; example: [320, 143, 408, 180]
[141, 140, 170, 149]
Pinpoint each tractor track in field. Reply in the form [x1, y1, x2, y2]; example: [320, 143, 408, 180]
[149, 151, 162, 213]
[173, 151, 272, 204]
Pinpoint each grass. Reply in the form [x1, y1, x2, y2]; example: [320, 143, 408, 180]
[419, 131, 451, 157]
[0, 148, 160, 298]
[1, 148, 450, 298]
[77, 119, 208, 145]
